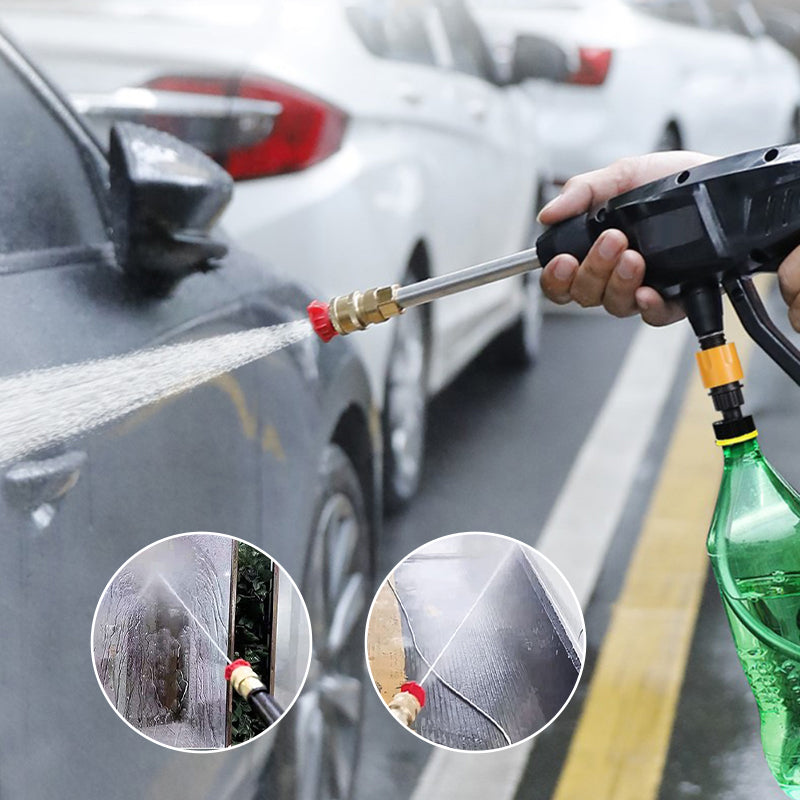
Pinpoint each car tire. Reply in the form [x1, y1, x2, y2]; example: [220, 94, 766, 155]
[655, 123, 682, 152]
[789, 108, 800, 143]
[490, 273, 543, 368]
[382, 276, 430, 512]
[491, 195, 544, 369]
[262, 443, 371, 800]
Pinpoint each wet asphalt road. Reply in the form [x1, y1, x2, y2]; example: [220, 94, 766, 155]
[355, 306, 641, 800]
[657, 301, 800, 800]
[353, 287, 800, 800]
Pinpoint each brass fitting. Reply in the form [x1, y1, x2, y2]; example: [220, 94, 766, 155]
[388, 689, 422, 727]
[329, 285, 402, 335]
[228, 662, 264, 700]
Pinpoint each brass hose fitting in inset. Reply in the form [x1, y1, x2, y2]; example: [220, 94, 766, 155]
[226, 659, 264, 700]
[328, 285, 403, 336]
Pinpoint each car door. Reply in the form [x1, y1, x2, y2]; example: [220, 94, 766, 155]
[0, 45, 265, 798]
[427, 0, 535, 364]
[648, 0, 759, 154]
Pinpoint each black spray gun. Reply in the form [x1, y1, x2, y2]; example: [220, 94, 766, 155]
[308, 143, 800, 448]
[309, 145, 800, 383]
[307, 144, 800, 795]
[308, 144, 800, 392]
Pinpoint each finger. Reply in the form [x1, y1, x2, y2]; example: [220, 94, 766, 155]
[540, 255, 578, 305]
[778, 244, 800, 308]
[538, 162, 637, 225]
[789, 296, 800, 333]
[635, 287, 685, 327]
[538, 152, 715, 225]
[602, 250, 646, 317]
[569, 229, 628, 308]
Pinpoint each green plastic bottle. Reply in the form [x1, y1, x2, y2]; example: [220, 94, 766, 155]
[707, 415, 800, 797]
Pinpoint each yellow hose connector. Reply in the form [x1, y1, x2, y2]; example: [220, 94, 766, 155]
[696, 342, 743, 389]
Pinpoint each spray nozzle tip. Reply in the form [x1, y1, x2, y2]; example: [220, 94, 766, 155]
[225, 658, 251, 681]
[307, 300, 338, 342]
[400, 681, 425, 708]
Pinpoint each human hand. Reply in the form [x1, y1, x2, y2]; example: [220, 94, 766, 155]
[538, 152, 713, 326]
[778, 248, 800, 333]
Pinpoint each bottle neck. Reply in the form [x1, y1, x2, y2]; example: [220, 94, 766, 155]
[720, 435, 761, 466]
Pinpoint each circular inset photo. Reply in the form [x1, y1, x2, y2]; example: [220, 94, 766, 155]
[366, 532, 585, 751]
[92, 532, 311, 751]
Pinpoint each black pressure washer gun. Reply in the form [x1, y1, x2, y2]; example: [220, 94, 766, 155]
[307, 144, 800, 429]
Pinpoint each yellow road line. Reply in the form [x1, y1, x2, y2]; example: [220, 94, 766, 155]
[552, 298, 759, 800]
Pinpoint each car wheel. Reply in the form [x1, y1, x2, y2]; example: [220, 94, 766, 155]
[789, 108, 800, 143]
[491, 195, 544, 368]
[265, 443, 370, 800]
[382, 283, 429, 512]
[655, 124, 682, 152]
[490, 273, 543, 368]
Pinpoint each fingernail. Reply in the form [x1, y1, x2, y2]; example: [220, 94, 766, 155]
[598, 232, 624, 261]
[554, 258, 575, 281]
[617, 253, 636, 280]
[537, 195, 562, 221]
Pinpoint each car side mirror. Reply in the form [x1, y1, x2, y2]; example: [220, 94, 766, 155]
[510, 34, 570, 84]
[108, 121, 233, 292]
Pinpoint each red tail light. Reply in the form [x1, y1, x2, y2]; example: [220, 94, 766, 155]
[568, 48, 613, 86]
[145, 75, 348, 180]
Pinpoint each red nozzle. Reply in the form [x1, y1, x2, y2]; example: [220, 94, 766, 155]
[225, 658, 250, 681]
[400, 681, 425, 708]
[307, 300, 338, 342]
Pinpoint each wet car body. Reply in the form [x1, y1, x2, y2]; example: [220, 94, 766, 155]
[0, 31, 378, 800]
[0, 0, 545, 509]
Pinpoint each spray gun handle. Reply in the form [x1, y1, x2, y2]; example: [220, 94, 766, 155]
[536, 212, 610, 268]
[534, 144, 800, 386]
[723, 274, 800, 385]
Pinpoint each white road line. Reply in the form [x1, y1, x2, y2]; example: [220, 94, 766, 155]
[409, 320, 690, 800]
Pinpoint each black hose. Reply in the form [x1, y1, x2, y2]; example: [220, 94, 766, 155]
[247, 687, 284, 726]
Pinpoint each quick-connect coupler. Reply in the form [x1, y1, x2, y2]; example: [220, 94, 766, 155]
[225, 658, 284, 727]
[307, 285, 402, 341]
[695, 340, 757, 446]
[695, 340, 745, 414]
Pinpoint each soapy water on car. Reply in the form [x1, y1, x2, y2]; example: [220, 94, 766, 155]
[0, 319, 312, 466]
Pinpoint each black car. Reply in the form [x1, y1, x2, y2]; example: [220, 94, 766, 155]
[0, 31, 378, 800]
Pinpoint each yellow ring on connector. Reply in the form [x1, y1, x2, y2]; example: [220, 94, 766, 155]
[715, 430, 758, 447]
[696, 343, 744, 389]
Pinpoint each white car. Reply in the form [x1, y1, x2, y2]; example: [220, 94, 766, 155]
[473, 0, 800, 201]
[1, 0, 545, 508]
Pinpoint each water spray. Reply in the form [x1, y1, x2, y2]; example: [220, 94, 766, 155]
[0, 319, 310, 467]
[158, 574, 284, 728]
[158, 573, 232, 665]
[385, 547, 515, 743]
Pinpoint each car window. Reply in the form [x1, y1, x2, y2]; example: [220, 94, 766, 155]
[435, 0, 497, 80]
[345, 0, 437, 66]
[625, 0, 705, 26]
[707, 0, 764, 36]
[0, 54, 107, 256]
